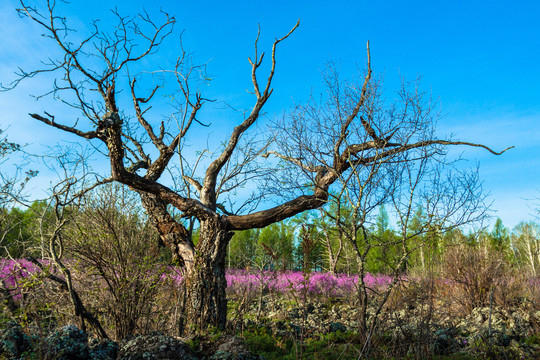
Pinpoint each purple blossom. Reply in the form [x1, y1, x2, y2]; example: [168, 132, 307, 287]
[0, 259, 394, 301]
[223, 269, 391, 298]
[0, 259, 43, 301]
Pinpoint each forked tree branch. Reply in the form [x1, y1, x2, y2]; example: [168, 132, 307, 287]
[334, 41, 372, 158]
[201, 20, 300, 208]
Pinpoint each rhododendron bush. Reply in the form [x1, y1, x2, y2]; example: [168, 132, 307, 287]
[0, 259, 44, 301]
[1, 259, 395, 303]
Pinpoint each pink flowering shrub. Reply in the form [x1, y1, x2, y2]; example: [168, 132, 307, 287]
[225, 269, 392, 298]
[0, 260, 393, 302]
[0, 259, 44, 301]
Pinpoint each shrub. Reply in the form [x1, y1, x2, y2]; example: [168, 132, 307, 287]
[443, 245, 512, 313]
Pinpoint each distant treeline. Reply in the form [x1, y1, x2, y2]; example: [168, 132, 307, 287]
[3, 197, 538, 277]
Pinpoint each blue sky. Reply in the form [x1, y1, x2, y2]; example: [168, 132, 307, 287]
[1, 0, 539, 229]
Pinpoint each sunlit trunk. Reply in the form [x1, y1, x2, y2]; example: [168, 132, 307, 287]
[180, 216, 232, 334]
[141, 194, 232, 334]
[140, 193, 195, 269]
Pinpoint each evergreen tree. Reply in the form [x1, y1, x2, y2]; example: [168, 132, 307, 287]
[258, 221, 295, 270]
[368, 205, 398, 273]
[490, 218, 510, 253]
[228, 228, 259, 269]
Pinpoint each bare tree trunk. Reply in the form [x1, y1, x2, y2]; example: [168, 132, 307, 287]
[140, 194, 233, 334]
[323, 232, 338, 275]
[140, 194, 232, 334]
[524, 238, 536, 276]
[322, 227, 343, 275]
[180, 215, 232, 334]
[140, 193, 195, 270]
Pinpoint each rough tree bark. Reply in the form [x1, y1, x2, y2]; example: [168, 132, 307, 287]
[181, 215, 232, 332]
[139, 193, 195, 270]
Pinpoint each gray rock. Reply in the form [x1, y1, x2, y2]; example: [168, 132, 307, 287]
[0, 321, 34, 358]
[119, 332, 197, 360]
[431, 328, 460, 356]
[89, 338, 119, 360]
[210, 336, 262, 359]
[43, 325, 90, 360]
[328, 322, 347, 333]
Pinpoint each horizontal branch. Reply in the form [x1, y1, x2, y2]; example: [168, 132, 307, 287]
[228, 138, 512, 230]
[427, 140, 514, 155]
[29, 113, 100, 140]
[119, 168, 215, 219]
[353, 140, 514, 165]
[227, 191, 328, 230]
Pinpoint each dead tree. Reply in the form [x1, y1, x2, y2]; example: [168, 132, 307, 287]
[3, 1, 511, 334]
